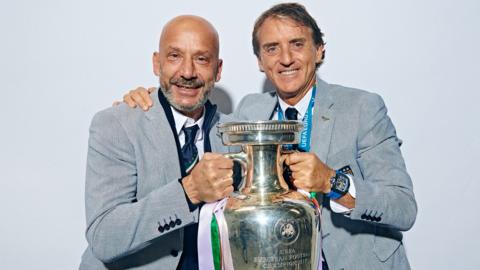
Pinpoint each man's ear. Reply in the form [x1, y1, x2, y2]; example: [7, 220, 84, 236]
[315, 45, 325, 65]
[152, 52, 161, 76]
[257, 57, 265, 73]
[215, 59, 223, 82]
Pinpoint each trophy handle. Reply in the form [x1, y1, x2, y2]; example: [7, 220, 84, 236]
[223, 151, 248, 178]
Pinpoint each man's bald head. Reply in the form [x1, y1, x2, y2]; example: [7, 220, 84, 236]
[152, 15, 223, 119]
[160, 15, 220, 58]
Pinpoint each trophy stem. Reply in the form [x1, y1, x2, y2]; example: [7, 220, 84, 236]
[240, 144, 288, 196]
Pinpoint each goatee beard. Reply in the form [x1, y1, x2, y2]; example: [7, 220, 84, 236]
[160, 81, 211, 113]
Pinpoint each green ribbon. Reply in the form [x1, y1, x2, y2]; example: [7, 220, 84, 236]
[211, 215, 221, 270]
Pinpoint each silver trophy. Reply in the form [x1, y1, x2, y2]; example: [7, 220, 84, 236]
[218, 120, 320, 270]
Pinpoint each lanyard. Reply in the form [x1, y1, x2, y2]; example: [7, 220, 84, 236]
[277, 85, 317, 152]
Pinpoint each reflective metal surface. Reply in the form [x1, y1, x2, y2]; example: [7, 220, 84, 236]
[218, 120, 320, 270]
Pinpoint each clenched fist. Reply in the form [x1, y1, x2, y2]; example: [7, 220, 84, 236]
[283, 152, 335, 194]
[181, 153, 234, 204]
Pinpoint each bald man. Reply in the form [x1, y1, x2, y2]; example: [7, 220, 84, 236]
[79, 16, 237, 269]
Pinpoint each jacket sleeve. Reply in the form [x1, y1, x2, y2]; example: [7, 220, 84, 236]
[84, 110, 197, 263]
[348, 93, 417, 231]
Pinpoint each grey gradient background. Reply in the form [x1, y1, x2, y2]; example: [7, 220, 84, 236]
[1, 0, 479, 269]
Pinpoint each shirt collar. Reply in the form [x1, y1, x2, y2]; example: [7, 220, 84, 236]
[171, 106, 205, 140]
[277, 86, 314, 119]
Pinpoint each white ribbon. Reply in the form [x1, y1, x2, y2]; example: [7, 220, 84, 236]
[197, 198, 233, 270]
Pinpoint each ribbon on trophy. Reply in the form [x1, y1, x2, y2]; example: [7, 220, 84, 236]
[198, 198, 234, 270]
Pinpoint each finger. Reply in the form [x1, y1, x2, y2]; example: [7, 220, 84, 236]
[291, 171, 314, 186]
[203, 152, 227, 160]
[217, 168, 234, 179]
[123, 94, 137, 108]
[213, 176, 233, 190]
[138, 90, 153, 108]
[288, 163, 305, 173]
[216, 158, 234, 169]
[292, 179, 301, 189]
[146, 88, 156, 106]
[208, 167, 234, 182]
[134, 86, 148, 92]
[292, 179, 312, 191]
[291, 171, 307, 183]
[147, 87, 156, 94]
[291, 179, 303, 190]
[286, 152, 308, 165]
[279, 153, 288, 164]
[222, 185, 234, 197]
[130, 90, 150, 111]
[284, 152, 308, 166]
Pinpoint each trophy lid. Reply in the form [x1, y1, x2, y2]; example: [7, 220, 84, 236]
[217, 120, 304, 145]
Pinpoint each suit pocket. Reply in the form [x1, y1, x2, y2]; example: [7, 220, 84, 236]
[373, 226, 402, 262]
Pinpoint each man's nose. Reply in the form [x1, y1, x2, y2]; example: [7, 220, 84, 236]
[180, 58, 196, 79]
[279, 47, 294, 66]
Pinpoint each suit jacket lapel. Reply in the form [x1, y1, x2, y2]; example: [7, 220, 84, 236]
[259, 92, 278, 120]
[144, 90, 183, 179]
[310, 79, 335, 163]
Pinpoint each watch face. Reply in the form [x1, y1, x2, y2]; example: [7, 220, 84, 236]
[333, 173, 350, 193]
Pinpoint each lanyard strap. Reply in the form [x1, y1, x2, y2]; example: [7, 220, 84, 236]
[277, 85, 317, 152]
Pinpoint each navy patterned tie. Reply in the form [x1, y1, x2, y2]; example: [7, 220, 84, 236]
[181, 125, 199, 173]
[285, 107, 299, 150]
[285, 107, 298, 121]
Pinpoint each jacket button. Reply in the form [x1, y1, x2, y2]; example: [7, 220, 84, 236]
[158, 225, 164, 233]
[169, 220, 175, 228]
[361, 214, 367, 220]
[164, 223, 170, 231]
[375, 216, 382, 222]
[171, 249, 179, 257]
[176, 218, 182, 226]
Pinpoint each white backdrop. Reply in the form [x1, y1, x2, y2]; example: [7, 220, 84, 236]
[1, 0, 479, 269]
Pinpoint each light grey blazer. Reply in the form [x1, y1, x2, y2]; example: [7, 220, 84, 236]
[234, 78, 417, 270]
[79, 90, 234, 269]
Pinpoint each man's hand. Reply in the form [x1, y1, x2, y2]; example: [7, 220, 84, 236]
[283, 152, 335, 194]
[113, 86, 156, 111]
[181, 153, 234, 204]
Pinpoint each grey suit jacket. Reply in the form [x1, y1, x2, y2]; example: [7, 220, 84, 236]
[80, 90, 235, 269]
[234, 79, 417, 270]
